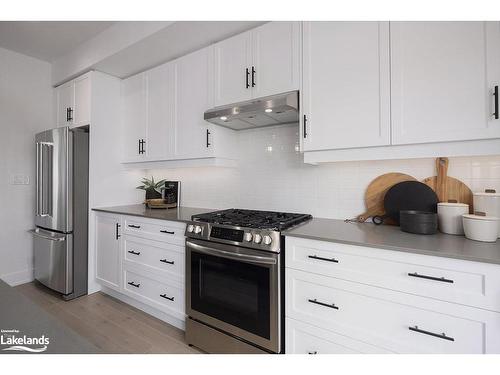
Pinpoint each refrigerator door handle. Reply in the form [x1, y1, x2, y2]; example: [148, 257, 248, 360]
[29, 229, 66, 242]
[36, 142, 41, 216]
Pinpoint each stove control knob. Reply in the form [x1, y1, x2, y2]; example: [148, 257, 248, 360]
[187, 224, 194, 233]
[263, 235, 272, 246]
[244, 232, 253, 242]
[254, 234, 262, 244]
[194, 225, 202, 234]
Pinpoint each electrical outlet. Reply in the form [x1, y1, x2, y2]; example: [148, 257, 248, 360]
[10, 175, 30, 185]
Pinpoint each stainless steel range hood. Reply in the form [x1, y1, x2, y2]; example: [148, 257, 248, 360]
[204, 91, 299, 130]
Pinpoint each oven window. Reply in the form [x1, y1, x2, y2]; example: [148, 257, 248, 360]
[191, 251, 271, 339]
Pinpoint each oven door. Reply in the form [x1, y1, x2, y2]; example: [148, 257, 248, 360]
[186, 238, 280, 353]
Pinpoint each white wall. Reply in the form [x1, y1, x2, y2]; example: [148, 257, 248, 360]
[0, 47, 53, 285]
[149, 124, 500, 219]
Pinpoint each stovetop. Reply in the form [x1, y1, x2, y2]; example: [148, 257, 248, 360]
[191, 208, 312, 231]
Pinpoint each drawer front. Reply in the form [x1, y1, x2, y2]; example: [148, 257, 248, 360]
[286, 237, 500, 311]
[123, 235, 184, 280]
[123, 268, 184, 318]
[123, 216, 185, 245]
[287, 269, 486, 353]
[286, 318, 392, 354]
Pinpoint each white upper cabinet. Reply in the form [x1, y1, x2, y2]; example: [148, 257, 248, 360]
[214, 30, 252, 106]
[251, 21, 301, 98]
[302, 22, 391, 151]
[56, 81, 74, 127]
[147, 63, 175, 160]
[55, 73, 91, 128]
[213, 22, 301, 106]
[174, 47, 214, 160]
[391, 22, 500, 145]
[122, 73, 147, 162]
[73, 74, 91, 127]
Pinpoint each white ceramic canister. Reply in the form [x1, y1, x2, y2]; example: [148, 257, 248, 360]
[437, 202, 469, 235]
[473, 189, 500, 238]
[462, 214, 499, 242]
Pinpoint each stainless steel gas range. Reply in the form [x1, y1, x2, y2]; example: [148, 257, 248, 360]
[184, 209, 312, 354]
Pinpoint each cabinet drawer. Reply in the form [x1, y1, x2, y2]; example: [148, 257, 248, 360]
[286, 318, 392, 354]
[123, 235, 184, 280]
[286, 237, 500, 312]
[123, 267, 184, 319]
[286, 269, 491, 353]
[123, 216, 185, 245]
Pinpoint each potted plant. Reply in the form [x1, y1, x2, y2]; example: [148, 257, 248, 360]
[136, 177, 166, 202]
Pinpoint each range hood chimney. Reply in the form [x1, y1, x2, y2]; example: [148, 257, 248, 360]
[204, 91, 299, 130]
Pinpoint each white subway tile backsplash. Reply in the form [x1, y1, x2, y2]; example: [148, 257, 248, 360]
[149, 125, 500, 219]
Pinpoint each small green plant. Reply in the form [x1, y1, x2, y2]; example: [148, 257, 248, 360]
[136, 176, 166, 197]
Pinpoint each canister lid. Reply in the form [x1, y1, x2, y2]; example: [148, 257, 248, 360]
[437, 202, 469, 207]
[462, 214, 499, 221]
[473, 189, 500, 197]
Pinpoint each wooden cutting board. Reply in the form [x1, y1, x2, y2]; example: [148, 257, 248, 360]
[357, 173, 416, 222]
[422, 157, 473, 213]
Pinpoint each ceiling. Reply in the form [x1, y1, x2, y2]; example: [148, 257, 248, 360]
[0, 21, 116, 62]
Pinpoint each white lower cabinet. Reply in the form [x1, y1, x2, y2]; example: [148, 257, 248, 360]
[95, 213, 186, 326]
[285, 236, 500, 354]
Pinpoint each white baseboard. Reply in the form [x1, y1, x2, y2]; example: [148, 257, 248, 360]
[1, 268, 34, 286]
[101, 286, 185, 331]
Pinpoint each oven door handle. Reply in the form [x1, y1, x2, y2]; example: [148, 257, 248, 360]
[187, 241, 277, 265]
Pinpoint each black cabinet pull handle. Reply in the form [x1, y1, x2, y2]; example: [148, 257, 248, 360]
[127, 281, 140, 288]
[128, 250, 140, 256]
[142, 139, 146, 154]
[66, 107, 70, 122]
[160, 230, 175, 234]
[206, 129, 211, 148]
[308, 351, 318, 355]
[115, 223, 121, 240]
[494, 86, 499, 120]
[251, 66, 256, 87]
[138, 139, 141, 155]
[308, 255, 339, 263]
[160, 259, 174, 265]
[409, 325, 454, 342]
[68, 107, 73, 121]
[245, 68, 250, 89]
[128, 224, 141, 229]
[308, 298, 339, 310]
[303, 115, 307, 138]
[160, 294, 174, 301]
[408, 272, 454, 284]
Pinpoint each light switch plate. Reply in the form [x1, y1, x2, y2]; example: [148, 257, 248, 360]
[10, 174, 30, 185]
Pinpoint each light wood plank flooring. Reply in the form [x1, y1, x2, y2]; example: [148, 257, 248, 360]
[15, 282, 200, 354]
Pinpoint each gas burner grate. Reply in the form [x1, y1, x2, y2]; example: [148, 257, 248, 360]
[192, 209, 312, 231]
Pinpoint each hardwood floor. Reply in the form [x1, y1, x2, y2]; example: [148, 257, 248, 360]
[15, 282, 200, 354]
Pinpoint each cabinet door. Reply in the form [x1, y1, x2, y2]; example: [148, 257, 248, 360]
[252, 22, 301, 98]
[213, 30, 252, 106]
[391, 22, 500, 144]
[95, 213, 121, 290]
[122, 73, 147, 161]
[73, 74, 91, 127]
[56, 81, 74, 127]
[302, 22, 391, 151]
[147, 63, 175, 160]
[174, 47, 214, 159]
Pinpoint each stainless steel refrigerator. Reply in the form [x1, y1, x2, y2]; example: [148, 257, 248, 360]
[31, 126, 88, 300]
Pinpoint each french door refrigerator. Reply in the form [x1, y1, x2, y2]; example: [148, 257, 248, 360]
[31, 126, 88, 300]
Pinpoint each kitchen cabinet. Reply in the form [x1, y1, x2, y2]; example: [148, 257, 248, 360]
[55, 73, 91, 128]
[95, 212, 121, 291]
[391, 22, 500, 145]
[122, 73, 147, 162]
[213, 21, 300, 106]
[285, 236, 500, 353]
[301, 21, 391, 151]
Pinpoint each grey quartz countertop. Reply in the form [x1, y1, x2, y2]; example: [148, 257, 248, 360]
[92, 204, 215, 222]
[0, 280, 99, 354]
[283, 218, 500, 265]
